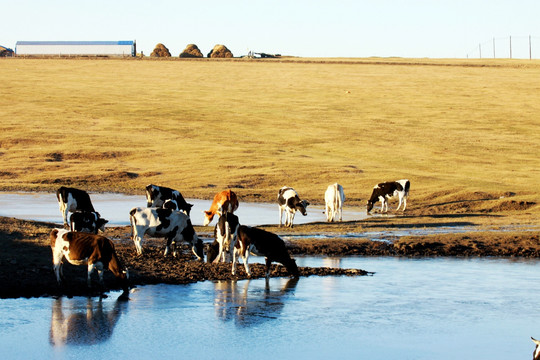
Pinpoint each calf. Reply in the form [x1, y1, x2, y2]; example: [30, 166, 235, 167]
[70, 211, 108, 234]
[129, 207, 203, 259]
[366, 179, 410, 214]
[203, 189, 239, 226]
[213, 213, 240, 263]
[233, 225, 299, 278]
[50, 229, 129, 293]
[324, 183, 345, 222]
[278, 186, 309, 227]
[145, 184, 193, 215]
[56, 186, 96, 227]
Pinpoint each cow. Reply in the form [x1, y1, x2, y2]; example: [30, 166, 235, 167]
[50, 229, 129, 294]
[324, 183, 345, 222]
[70, 211, 108, 234]
[532, 337, 540, 360]
[129, 207, 204, 259]
[145, 184, 193, 215]
[56, 186, 97, 227]
[203, 189, 239, 226]
[278, 186, 309, 227]
[232, 225, 299, 278]
[212, 212, 240, 264]
[366, 179, 410, 214]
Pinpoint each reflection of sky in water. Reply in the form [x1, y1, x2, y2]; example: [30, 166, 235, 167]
[1, 257, 540, 359]
[0, 192, 367, 227]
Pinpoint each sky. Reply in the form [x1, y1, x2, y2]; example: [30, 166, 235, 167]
[2, 0, 540, 59]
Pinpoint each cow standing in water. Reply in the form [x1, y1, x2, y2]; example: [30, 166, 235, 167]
[50, 229, 129, 294]
[366, 179, 410, 214]
[278, 186, 309, 227]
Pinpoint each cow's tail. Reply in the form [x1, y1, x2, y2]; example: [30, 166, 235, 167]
[404, 180, 410, 196]
[129, 208, 137, 240]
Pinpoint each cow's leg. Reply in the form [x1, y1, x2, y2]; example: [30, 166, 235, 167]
[87, 263, 95, 287]
[402, 196, 407, 211]
[60, 203, 69, 227]
[53, 260, 63, 284]
[243, 250, 251, 277]
[396, 195, 403, 211]
[265, 258, 272, 278]
[232, 247, 238, 275]
[325, 203, 331, 222]
[278, 207, 284, 227]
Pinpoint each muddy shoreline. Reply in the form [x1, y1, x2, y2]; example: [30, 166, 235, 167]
[0, 214, 539, 299]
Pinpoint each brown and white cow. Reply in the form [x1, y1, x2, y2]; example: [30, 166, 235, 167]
[145, 184, 193, 215]
[278, 186, 309, 227]
[50, 229, 129, 294]
[532, 337, 540, 360]
[129, 207, 204, 259]
[232, 225, 299, 278]
[203, 189, 239, 226]
[212, 212, 240, 264]
[324, 183, 345, 222]
[56, 186, 97, 227]
[366, 179, 410, 214]
[70, 211, 108, 234]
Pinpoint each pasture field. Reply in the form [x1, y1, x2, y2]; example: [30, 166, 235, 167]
[1, 57, 539, 222]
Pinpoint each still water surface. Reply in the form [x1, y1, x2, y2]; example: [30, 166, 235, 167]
[1, 256, 539, 359]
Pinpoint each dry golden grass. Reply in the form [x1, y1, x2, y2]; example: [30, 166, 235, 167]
[1, 57, 539, 218]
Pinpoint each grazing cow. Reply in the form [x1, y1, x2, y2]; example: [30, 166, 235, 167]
[203, 189, 239, 226]
[50, 229, 129, 294]
[56, 186, 97, 227]
[213, 213, 240, 263]
[129, 207, 204, 259]
[366, 179, 410, 214]
[532, 337, 540, 360]
[278, 186, 309, 227]
[70, 211, 108, 234]
[324, 183, 345, 222]
[233, 225, 299, 278]
[145, 184, 193, 215]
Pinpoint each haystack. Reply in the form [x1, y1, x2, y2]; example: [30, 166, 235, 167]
[207, 44, 233, 58]
[150, 43, 171, 57]
[179, 44, 203, 58]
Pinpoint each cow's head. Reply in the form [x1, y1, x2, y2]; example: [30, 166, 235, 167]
[97, 217, 109, 232]
[366, 200, 374, 214]
[284, 258, 300, 278]
[533, 337, 540, 360]
[203, 211, 214, 226]
[206, 240, 219, 263]
[296, 200, 309, 216]
[184, 203, 194, 216]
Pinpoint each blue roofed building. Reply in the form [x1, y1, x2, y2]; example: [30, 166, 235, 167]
[15, 40, 136, 57]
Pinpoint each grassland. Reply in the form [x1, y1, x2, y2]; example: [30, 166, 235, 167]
[1, 57, 539, 222]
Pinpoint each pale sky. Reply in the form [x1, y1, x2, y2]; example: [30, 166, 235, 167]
[2, 0, 540, 58]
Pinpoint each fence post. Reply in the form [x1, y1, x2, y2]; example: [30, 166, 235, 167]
[530, 35, 532, 60]
[493, 37, 496, 58]
[479, 43, 482, 58]
[510, 36, 512, 59]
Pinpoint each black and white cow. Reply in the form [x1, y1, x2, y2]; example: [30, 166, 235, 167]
[70, 211, 108, 234]
[145, 184, 193, 215]
[233, 225, 299, 278]
[129, 207, 203, 259]
[366, 179, 410, 214]
[212, 213, 240, 264]
[56, 186, 97, 227]
[277, 186, 309, 227]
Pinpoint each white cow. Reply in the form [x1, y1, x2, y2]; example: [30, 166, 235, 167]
[324, 183, 345, 222]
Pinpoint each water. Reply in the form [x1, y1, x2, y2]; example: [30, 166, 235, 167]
[1, 257, 539, 359]
[0, 192, 367, 227]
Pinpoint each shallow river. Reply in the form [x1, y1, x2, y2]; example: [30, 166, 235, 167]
[1, 256, 540, 359]
[0, 192, 367, 227]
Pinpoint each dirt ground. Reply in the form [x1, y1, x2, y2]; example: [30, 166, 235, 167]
[1, 203, 539, 299]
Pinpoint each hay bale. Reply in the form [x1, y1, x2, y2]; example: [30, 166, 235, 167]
[150, 43, 171, 57]
[207, 44, 233, 58]
[179, 44, 203, 58]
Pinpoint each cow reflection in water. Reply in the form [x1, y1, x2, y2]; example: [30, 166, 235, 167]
[50, 297, 127, 346]
[214, 278, 299, 327]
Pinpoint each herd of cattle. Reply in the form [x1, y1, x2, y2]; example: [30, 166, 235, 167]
[50, 180, 410, 294]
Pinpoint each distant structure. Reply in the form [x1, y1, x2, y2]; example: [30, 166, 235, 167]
[0, 45, 14, 57]
[15, 41, 136, 57]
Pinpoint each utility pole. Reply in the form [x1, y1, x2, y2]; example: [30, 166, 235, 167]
[493, 38, 496, 58]
[530, 35, 532, 60]
[509, 36, 512, 59]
